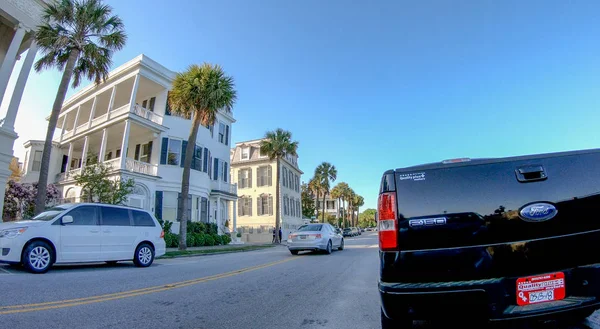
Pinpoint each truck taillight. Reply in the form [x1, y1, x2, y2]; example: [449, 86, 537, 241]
[378, 192, 398, 250]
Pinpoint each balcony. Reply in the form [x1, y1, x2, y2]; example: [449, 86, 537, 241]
[56, 157, 158, 182]
[212, 181, 238, 197]
[60, 104, 163, 141]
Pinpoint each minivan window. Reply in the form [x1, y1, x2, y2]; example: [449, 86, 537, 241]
[101, 207, 131, 226]
[132, 210, 155, 227]
[64, 206, 98, 225]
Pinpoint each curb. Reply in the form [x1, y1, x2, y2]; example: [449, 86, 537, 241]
[158, 245, 276, 259]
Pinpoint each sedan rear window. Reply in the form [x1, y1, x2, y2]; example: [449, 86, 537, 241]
[297, 224, 323, 232]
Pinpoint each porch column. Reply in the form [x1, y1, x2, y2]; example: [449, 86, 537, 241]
[59, 112, 68, 142]
[129, 74, 140, 110]
[87, 96, 98, 128]
[216, 196, 221, 232]
[72, 105, 81, 134]
[120, 120, 131, 169]
[0, 25, 26, 109]
[3, 40, 39, 130]
[66, 143, 73, 174]
[98, 128, 108, 163]
[232, 199, 237, 233]
[81, 136, 89, 168]
[106, 86, 116, 120]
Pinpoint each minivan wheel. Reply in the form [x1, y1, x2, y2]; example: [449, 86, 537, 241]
[338, 239, 344, 251]
[325, 240, 332, 254]
[381, 309, 412, 329]
[133, 243, 154, 267]
[22, 241, 53, 274]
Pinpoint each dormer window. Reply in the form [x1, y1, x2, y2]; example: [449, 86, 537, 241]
[241, 147, 249, 160]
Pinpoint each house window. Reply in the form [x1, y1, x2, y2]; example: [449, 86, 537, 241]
[168, 139, 181, 165]
[238, 168, 252, 188]
[139, 142, 152, 163]
[282, 167, 287, 187]
[290, 198, 295, 217]
[283, 195, 288, 216]
[32, 150, 42, 172]
[327, 201, 335, 210]
[257, 194, 273, 216]
[70, 158, 80, 169]
[116, 149, 121, 158]
[288, 171, 293, 188]
[297, 200, 301, 217]
[193, 145, 203, 171]
[239, 197, 252, 216]
[162, 191, 178, 222]
[218, 122, 225, 144]
[257, 166, 272, 187]
[142, 100, 147, 108]
[148, 97, 156, 111]
[200, 197, 208, 222]
[221, 161, 228, 182]
[241, 147, 249, 160]
[105, 151, 113, 161]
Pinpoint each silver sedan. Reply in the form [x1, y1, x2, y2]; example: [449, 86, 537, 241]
[287, 223, 344, 255]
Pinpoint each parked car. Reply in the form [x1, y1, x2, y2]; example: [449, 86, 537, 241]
[342, 228, 353, 237]
[287, 223, 344, 255]
[356, 226, 362, 235]
[378, 149, 600, 328]
[351, 227, 359, 236]
[0, 203, 166, 273]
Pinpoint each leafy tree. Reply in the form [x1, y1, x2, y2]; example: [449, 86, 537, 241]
[260, 129, 299, 243]
[359, 208, 377, 228]
[307, 176, 322, 217]
[301, 183, 316, 218]
[74, 162, 134, 204]
[353, 194, 364, 226]
[3, 181, 60, 221]
[314, 162, 337, 223]
[33, 0, 127, 214]
[168, 63, 236, 250]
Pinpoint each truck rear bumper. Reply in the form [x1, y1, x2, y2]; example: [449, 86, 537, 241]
[379, 263, 600, 323]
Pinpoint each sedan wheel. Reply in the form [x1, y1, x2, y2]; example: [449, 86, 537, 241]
[338, 239, 344, 251]
[325, 240, 332, 254]
[133, 243, 154, 267]
[23, 241, 53, 274]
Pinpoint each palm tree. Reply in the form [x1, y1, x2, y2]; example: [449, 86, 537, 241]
[345, 188, 356, 226]
[314, 162, 337, 223]
[308, 176, 323, 219]
[169, 64, 237, 250]
[353, 195, 364, 226]
[335, 182, 350, 227]
[260, 129, 299, 243]
[33, 0, 126, 214]
[330, 184, 343, 222]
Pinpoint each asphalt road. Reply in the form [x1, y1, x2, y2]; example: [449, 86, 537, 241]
[0, 232, 382, 329]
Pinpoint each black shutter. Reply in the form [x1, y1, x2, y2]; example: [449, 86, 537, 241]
[134, 144, 140, 161]
[213, 158, 219, 180]
[225, 125, 229, 145]
[223, 162, 228, 182]
[181, 141, 188, 168]
[257, 197, 262, 216]
[155, 191, 163, 221]
[165, 92, 171, 115]
[203, 147, 208, 173]
[160, 137, 168, 164]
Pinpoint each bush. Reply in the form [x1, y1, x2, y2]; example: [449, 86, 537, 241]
[163, 220, 173, 234]
[186, 234, 196, 247]
[164, 233, 179, 248]
[222, 234, 232, 245]
[204, 235, 215, 246]
[207, 223, 218, 235]
[236, 232, 242, 238]
[211, 233, 222, 245]
[194, 233, 206, 246]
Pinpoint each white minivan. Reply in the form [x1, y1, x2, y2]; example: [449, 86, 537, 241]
[0, 203, 166, 273]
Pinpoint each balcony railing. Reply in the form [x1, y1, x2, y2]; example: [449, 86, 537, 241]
[55, 158, 158, 182]
[59, 103, 164, 140]
[213, 181, 238, 196]
[125, 158, 158, 176]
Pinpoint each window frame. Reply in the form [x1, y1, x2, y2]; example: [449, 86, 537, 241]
[167, 138, 182, 166]
[32, 150, 42, 172]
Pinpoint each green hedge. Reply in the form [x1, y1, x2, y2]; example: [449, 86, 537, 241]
[161, 227, 231, 248]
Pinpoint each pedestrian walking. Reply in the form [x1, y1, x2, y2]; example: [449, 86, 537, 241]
[278, 228, 282, 244]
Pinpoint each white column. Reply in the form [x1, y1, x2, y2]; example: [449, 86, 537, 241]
[0, 25, 27, 109]
[81, 136, 89, 168]
[72, 105, 81, 134]
[216, 196, 221, 231]
[232, 200, 237, 233]
[87, 96, 97, 128]
[98, 128, 107, 163]
[129, 74, 140, 110]
[106, 86, 117, 120]
[66, 143, 73, 173]
[3, 40, 38, 130]
[120, 120, 131, 168]
[59, 112, 68, 142]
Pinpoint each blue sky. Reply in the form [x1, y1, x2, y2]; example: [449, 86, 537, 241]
[3, 0, 600, 210]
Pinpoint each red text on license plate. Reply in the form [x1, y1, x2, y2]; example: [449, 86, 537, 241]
[516, 272, 565, 306]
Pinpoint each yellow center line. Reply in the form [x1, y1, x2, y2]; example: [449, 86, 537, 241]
[0, 257, 296, 315]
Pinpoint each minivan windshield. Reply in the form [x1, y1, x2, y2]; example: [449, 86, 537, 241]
[32, 206, 69, 221]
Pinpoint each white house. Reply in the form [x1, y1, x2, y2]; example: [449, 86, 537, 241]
[0, 0, 49, 221]
[20, 54, 237, 233]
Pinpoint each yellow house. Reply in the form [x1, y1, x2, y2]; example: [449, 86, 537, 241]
[230, 139, 304, 243]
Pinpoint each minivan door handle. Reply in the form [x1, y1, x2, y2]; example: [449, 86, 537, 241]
[103, 230, 112, 234]
[515, 165, 547, 183]
[90, 229, 100, 233]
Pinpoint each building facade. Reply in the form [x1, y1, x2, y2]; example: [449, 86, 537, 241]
[20, 54, 237, 233]
[0, 0, 49, 221]
[230, 139, 303, 243]
[314, 194, 341, 218]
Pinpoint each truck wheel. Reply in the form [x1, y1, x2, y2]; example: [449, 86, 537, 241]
[381, 309, 412, 329]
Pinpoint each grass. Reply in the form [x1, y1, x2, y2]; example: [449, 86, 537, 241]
[159, 245, 275, 258]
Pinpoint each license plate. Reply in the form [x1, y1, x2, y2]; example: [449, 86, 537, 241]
[516, 272, 565, 306]
[299, 235, 307, 239]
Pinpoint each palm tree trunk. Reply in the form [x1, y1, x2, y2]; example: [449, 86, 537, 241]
[178, 112, 202, 250]
[34, 50, 80, 215]
[275, 157, 281, 243]
[321, 194, 326, 223]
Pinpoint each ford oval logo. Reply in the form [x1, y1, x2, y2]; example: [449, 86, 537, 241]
[519, 203, 557, 222]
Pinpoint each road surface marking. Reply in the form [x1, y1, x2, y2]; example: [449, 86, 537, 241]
[0, 257, 296, 315]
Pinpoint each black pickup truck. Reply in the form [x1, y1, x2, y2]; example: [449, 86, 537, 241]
[378, 149, 600, 328]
